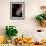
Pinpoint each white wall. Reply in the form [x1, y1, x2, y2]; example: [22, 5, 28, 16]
[0, 0, 46, 38]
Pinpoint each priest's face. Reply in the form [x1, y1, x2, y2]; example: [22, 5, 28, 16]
[42, 8, 46, 14]
[40, 6, 46, 14]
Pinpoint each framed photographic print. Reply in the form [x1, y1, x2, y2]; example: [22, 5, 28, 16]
[10, 2, 25, 20]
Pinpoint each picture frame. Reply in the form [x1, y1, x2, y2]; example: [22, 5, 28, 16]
[10, 2, 25, 20]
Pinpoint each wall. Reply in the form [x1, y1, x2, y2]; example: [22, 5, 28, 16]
[0, 0, 46, 38]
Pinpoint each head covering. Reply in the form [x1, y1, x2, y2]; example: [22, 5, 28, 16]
[40, 6, 46, 9]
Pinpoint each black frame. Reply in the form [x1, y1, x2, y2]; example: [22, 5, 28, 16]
[10, 2, 25, 20]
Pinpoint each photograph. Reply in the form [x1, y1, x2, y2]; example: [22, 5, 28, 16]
[10, 2, 25, 20]
[1, 0, 46, 46]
